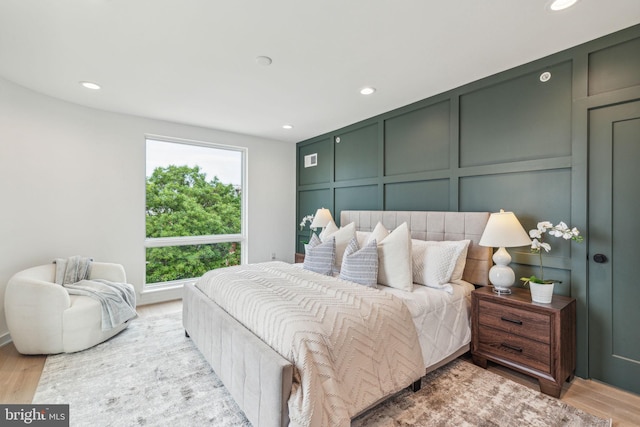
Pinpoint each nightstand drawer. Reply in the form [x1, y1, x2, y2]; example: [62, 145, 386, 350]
[478, 299, 551, 344]
[471, 287, 576, 399]
[478, 327, 551, 374]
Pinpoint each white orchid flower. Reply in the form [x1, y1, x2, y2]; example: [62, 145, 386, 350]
[549, 223, 566, 237]
[531, 238, 551, 252]
[548, 221, 572, 239]
[537, 221, 553, 232]
[529, 228, 542, 239]
[299, 214, 315, 230]
[531, 239, 551, 252]
[548, 228, 563, 238]
[523, 219, 583, 286]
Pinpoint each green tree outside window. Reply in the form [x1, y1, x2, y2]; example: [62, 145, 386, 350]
[145, 165, 241, 283]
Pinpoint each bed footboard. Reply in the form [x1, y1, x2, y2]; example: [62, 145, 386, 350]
[183, 282, 293, 427]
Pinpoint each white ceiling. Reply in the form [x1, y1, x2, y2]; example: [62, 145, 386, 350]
[1, 1, 639, 143]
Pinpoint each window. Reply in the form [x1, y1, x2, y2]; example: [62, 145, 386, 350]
[145, 136, 245, 287]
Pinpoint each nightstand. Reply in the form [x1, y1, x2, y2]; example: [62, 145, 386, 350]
[294, 253, 305, 263]
[471, 286, 576, 398]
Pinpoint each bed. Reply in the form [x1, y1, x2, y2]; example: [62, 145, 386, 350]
[182, 210, 492, 427]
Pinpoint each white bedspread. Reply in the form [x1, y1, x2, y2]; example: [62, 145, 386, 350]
[378, 280, 474, 368]
[195, 261, 424, 427]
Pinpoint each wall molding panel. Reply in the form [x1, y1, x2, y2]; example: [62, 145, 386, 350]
[296, 24, 640, 378]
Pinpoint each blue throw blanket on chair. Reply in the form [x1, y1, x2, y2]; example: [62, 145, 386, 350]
[54, 256, 137, 331]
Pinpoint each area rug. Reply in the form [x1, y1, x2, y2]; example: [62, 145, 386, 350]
[34, 312, 610, 427]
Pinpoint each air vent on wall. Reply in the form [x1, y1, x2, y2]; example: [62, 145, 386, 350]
[304, 153, 318, 168]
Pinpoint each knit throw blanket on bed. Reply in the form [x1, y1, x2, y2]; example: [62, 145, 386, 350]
[195, 261, 424, 427]
[55, 256, 137, 331]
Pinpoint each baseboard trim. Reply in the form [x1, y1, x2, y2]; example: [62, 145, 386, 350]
[0, 331, 12, 348]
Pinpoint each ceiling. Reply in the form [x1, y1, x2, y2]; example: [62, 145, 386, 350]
[1, 1, 639, 144]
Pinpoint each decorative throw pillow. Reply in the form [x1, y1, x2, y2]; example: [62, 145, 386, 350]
[321, 222, 356, 270]
[319, 220, 339, 241]
[303, 233, 335, 275]
[368, 222, 390, 245]
[411, 240, 469, 293]
[411, 240, 428, 282]
[450, 240, 471, 281]
[339, 237, 378, 288]
[355, 231, 371, 248]
[377, 222, 413, 291]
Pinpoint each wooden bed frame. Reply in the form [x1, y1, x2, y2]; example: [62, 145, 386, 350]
[183, 210, 492, 427]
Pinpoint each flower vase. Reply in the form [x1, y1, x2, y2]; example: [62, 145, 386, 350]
[529, 282, 555, 304]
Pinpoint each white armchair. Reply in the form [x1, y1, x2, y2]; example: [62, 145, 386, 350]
[5, 262, 133, 354]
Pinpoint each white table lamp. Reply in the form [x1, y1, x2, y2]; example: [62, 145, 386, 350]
[479, 209, 532, 294]
[310, 208, 333, 229]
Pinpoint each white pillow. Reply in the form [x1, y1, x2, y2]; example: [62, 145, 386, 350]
[321, 222, 356, 270]
[377, 222, 413, 291]
[340, 237, 378, 288]
[319, 220, 339, 241]
[450, 240, 470, 281]
[412, 240, 470, 292]
[368, 221, 390, 245]
[356, 231, 371, 248]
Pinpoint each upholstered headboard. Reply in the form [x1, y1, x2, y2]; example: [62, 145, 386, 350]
[340, 210, 492, 286]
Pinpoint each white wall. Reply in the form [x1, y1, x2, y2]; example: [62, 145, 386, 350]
[0, 77, 296, 344]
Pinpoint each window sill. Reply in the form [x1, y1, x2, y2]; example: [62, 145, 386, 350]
[138, 283, 185, 306]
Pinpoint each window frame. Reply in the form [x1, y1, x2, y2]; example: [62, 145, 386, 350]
[144, 134, 247, 288]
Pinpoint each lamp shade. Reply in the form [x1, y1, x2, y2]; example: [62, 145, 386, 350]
[479, 210, 531, 248]
[310, 208, 333, 228]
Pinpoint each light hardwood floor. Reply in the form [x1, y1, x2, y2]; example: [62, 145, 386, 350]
[1, 299, 639, 426]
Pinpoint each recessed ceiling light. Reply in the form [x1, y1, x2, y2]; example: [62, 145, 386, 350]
[80, 81, 101, 90]
[282, 124, 294, 130]
[549, 0, 579, 11]
[360, 87, 376, 95]
[256, 56, 273, 66]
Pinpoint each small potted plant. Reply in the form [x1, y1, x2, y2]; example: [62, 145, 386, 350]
[520, 221, 583, 303]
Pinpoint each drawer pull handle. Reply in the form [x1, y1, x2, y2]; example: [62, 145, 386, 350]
[501, 343, 523, 353]
[500, 316, 523, 325]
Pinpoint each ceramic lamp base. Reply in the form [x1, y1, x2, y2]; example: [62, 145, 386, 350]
[489, 247, 516, 295]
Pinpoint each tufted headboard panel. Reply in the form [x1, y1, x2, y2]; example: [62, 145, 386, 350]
[340, 210, 492, 286]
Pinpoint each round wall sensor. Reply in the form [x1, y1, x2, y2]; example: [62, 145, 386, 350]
[539, 72, 552, 82]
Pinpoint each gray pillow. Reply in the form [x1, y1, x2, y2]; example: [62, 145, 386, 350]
[303, 233, 335, 275]
[339, 237, 378, 288]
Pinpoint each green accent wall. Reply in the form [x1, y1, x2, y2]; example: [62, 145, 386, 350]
[385, 101, 450, 175]
[459, 61, 573, 167]
[335, 124, 379, 181]
[296, 24, 640, 379]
